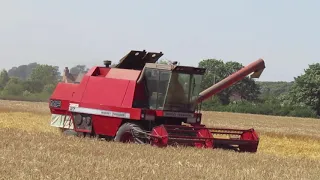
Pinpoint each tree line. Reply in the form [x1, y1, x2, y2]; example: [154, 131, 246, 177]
[196, 59, 319, 118]
[0, 59, 319, 118]
[0, 63, 88, 101]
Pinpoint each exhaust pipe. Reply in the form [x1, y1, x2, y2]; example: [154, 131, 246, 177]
[195, 59, 265, 104]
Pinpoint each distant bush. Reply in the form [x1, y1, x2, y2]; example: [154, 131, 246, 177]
[43, 84, 55, 94]
[202, 98, 318, 118]
[0, 91, 51, 102]
[2, 77, 24, 96]
[22, 90, 32, 97]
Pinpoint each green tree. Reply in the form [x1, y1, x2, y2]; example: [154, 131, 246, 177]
[235, 76, 261, 101]
[198, 59, 228, 104]
[287, 63, 320, 116]
[198, 59, 226, 87]
[257, 81, 293, 99]
[21, 80, 44, 93]
[70, 65, 89, 75]
[43, 84, 56, 94]
[2, 77, 24, 96]
[30, 65, 60, 87]
[7, 62, 39, 80]
[0, 69, 10, 90]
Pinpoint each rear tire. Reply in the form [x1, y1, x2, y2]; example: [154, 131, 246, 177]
[114, 122, 145, 144]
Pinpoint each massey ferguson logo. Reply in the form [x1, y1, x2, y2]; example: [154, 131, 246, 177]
[163, 111, 194, 118]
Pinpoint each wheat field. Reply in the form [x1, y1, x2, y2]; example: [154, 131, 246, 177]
[0, 100, 320, 180]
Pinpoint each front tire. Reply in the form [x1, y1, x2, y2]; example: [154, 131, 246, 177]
[114, 122, 145, 144]
[59, 128, 77, 136]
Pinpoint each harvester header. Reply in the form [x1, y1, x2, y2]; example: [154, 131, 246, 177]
[49, 50, 266, 153]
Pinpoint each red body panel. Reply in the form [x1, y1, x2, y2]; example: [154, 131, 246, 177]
[92, 115, 122, 136]
[50, 83, 79, 114]
[134, 83, 147, 100]
[50, 66, 144, 136]
[133, 82, 148, 107]
[81, 77, 130, 107]
[97, 68, 110, 77]
[51, 83, 79, 100]
[105, 68, 141, 80]
[121, 81, 137, 108]
[69, 75, 91, 102]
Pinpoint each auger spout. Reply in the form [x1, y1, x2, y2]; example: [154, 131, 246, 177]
[195, 58, 265, 104]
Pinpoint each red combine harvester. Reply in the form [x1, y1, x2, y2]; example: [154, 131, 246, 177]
[49, 50, 265, 152]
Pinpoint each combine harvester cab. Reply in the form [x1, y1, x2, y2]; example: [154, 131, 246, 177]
[49, 50, 265, 153]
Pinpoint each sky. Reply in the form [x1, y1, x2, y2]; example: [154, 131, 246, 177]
[0, 0, 319, 82]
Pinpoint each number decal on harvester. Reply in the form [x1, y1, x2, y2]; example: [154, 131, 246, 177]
[69, 103, 79, 112]
[50, 100, 62, 108]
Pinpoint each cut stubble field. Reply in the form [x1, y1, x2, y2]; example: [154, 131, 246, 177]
[0, 100, 320, 180]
